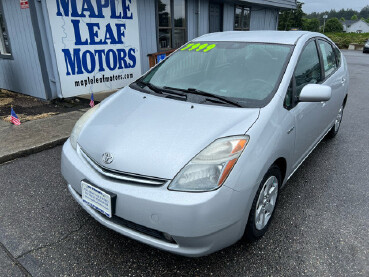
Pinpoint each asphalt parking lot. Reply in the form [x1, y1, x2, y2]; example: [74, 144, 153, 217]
[0, 50, 368, 276]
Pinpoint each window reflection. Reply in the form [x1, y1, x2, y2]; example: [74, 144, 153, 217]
[158, 0, 171, 27]
[0, 4, 11, 56]
[158, 0, 186, 51]
[234, 5, 250, 31]
[174, 0, 185, 27]
[159, 29, 171, 49]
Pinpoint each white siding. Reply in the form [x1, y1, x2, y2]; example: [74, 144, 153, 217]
[137, 0, 158, 74]
[187, 0, 209, 41]
[0, 0, 46, 99]
[250, 7, 279, 30]
[347, 20, 369, 33]
[223, 2, 234, 31]
[199, 0, 210, 35]
[187, 0, 198, 41]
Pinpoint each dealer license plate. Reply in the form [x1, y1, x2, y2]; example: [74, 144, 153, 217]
[81, 181, 113, 218]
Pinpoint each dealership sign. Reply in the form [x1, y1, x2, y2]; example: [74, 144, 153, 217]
[46, 0, 141, 97]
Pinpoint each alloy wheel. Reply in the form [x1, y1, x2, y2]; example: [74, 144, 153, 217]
[255, 176, 279, 230]
[335, 106, 344, 132]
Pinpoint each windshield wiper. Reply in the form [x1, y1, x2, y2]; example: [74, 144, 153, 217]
[135, 81, 187, 100]
[164, 86, 242, 108]
[136, 80, 162, 95]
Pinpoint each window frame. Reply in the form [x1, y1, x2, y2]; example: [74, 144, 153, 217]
[0, 0, 12, 59]
[233, 5, 251, 31]
[316, 38, 339, 80]
[284, 37, 342, 110]
[156, 0, 187, 51]
[284, 38, 323, 110]
[334, 45, 342, 68]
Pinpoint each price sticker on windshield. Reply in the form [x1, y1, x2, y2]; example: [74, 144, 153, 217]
[181, 43, 216, 53]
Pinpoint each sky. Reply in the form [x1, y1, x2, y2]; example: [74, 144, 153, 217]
[302, 0, 369, 14]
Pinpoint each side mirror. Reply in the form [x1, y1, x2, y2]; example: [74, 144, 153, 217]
[299, 84, 331, 102]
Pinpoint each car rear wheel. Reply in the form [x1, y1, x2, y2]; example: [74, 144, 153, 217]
[244, 165, 281, 241]
[327, 104, 344, 139]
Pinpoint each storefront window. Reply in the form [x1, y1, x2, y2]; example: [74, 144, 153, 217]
[234, 5, 250, 31]
[0, 1, 12, 57]
[158, 0, 186, 51]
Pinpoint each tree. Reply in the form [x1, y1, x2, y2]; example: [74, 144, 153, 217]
[351, 14, 358, 20]
[325, 18, 343, 32]
[304, 8, 365, 23]
[359, 5, 369, 19]
[303, 18, 320, 32]
[278, 2, 305, 30]
[340, 17, 345, 22]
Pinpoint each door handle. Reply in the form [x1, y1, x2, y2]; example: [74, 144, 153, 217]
[287, 126, 295, 134]
[321, 101, 326, 107]
[334, 77, 346, 86]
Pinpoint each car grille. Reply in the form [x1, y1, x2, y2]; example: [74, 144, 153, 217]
[73, 189, 176, 244]
[79, 146, 168, 186]
[110, 216, 177, 244]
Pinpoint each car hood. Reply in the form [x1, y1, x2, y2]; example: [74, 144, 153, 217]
[78, 87, 259, 179]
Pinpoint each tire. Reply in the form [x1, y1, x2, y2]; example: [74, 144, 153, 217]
[244, 165, 282, 241]
[326, 104, 344, 139]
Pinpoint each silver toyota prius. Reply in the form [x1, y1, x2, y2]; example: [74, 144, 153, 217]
[61, 31, 349, 257]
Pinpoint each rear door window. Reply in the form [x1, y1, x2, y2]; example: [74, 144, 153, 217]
[318, 40, 338, 78]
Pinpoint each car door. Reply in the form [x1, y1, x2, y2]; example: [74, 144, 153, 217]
[318, 39, 346, 130]
[286, 39, 328, 169]
[317, 39, 346, 130]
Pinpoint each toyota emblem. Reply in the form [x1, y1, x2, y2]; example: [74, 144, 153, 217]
[102, 152, 113, 164]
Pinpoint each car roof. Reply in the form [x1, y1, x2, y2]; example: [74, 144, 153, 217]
[193, 31, 312, 45]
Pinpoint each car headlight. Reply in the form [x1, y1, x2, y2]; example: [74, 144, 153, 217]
[70, 104, 100, 150]
[168, 135, 249, 192]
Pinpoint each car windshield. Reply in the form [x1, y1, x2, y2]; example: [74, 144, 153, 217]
[139, 41, 293, 107]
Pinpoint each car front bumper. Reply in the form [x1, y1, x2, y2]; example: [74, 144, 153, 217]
[61, 139, 248, 257]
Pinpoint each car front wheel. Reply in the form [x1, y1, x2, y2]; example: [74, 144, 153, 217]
[244, 165, 281, 241]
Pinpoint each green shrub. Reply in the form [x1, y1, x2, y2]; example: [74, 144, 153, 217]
[324, 18, 343, 32]
[324, 32, 369, 48]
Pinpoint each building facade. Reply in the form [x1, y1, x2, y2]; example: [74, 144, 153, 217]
[0, 0, 296, 99]
[343, 19, 369, 33]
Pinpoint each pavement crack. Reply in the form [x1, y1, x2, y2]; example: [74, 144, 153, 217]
[16, 219, 89, 260]
[0, 240, 32, 276]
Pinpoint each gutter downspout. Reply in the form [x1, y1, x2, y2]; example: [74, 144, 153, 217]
[197, 0, 201, 37]
[28, 1, 53, 100]
[40, 0, 63, 98]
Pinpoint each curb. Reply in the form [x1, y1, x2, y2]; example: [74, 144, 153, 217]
[0, 110, 85, 165]
[0, 137, 68, 165]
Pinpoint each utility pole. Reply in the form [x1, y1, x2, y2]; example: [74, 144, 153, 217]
[323, 14, 328, 33]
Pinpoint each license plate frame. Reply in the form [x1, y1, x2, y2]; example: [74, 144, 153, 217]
[81, 180, 116, 218]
